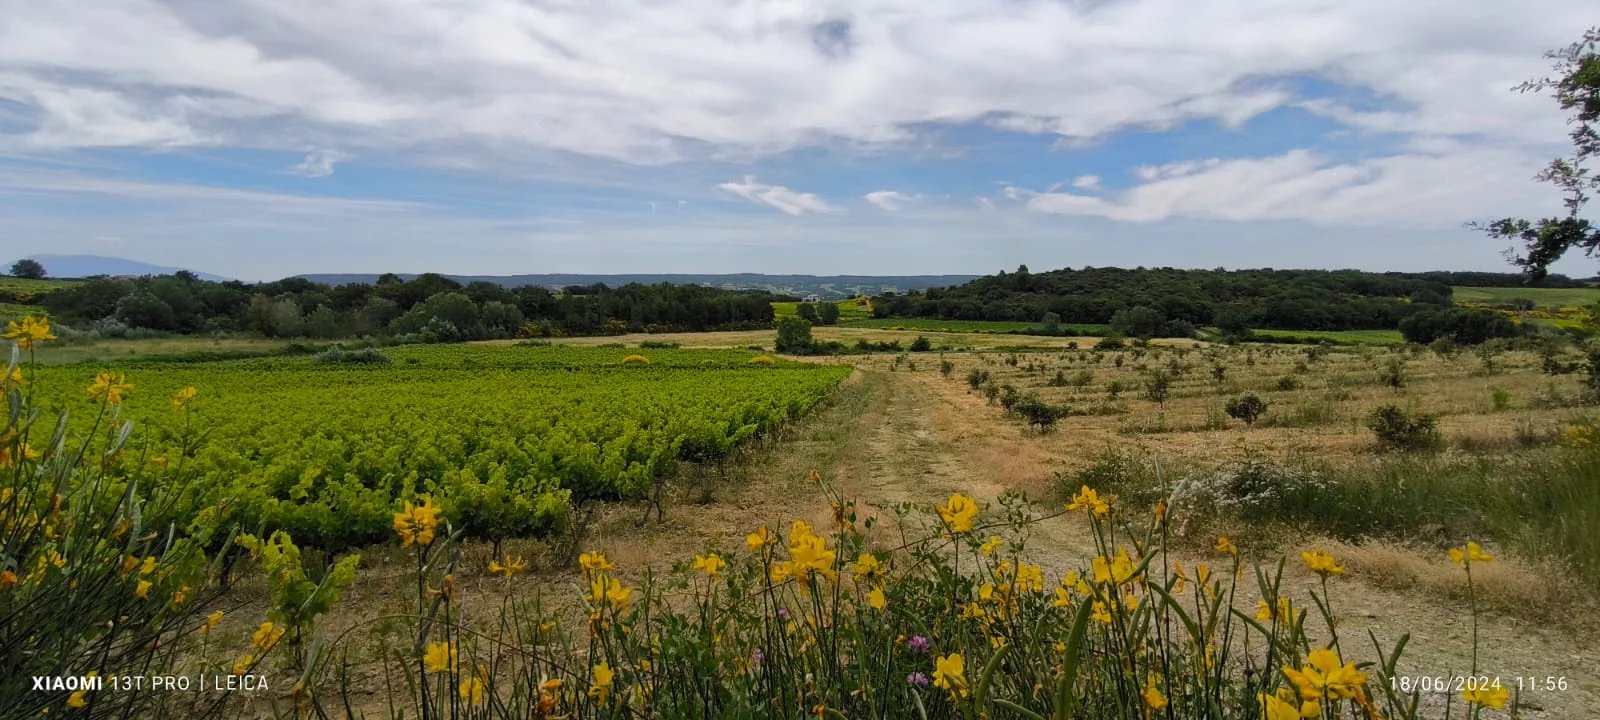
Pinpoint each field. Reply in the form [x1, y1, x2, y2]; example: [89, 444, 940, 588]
[1245, 328, 1407, 345]
[7, 319, 1600, 718]
[1452, 285, 1600, 308]
[24, 345, 848, 550]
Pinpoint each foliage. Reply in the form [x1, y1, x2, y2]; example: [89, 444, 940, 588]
[9, 258, 46, 279]
[313, 344, 391, 364]
[1476, 27, 1600, 279]
[1398, 307, 1520, 345]
[21, 341, 848, 551]
[775, 317, 815, 354]
[1366, 404, 1442, 452]
[1224, 393, 1268, 426]
[909, 335, 933, 352]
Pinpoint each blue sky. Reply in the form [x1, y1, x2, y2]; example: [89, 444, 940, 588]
[0, 1, 1592, 281]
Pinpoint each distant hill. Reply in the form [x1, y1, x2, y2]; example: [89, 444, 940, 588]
[295, 273, 979, 299]
[24, 255, 231, 282]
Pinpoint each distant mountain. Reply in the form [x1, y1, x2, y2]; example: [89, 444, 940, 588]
[294, 273, 980, 299]
[25, 255, 231, 282]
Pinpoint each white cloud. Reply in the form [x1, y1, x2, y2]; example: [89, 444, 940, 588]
[1071, 175, 1101, 190]
[1025, 147, 1558, 228]
[716, 176, 837, 215]
[864, 190, 922, 211]
[0, 1, 1584, 161]
[290, 148, 350, 177]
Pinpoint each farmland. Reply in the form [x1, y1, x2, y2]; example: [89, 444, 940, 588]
[23, 345, 848, 550]
[1452, 285, 1600, 308]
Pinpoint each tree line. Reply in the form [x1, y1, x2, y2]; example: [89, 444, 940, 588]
[869, 266, 1545, 340]
[39, 272, 781, 340]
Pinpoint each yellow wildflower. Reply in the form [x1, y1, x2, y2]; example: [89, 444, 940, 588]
[979, 536, 1004, 557]
[746, 526, 775, 550]
[932, 653, 967, 697]
[1215, 536, 1239, 557]
[692, 553, 726, 578]
[1066, 485, 1110, 517]
[1462, 683, 1509, 710]
[423, 642, 458, 673]
[1091, 601, 1112, 625]
[135, 580, 152, 599]
[232, 654, 256, 675]
[590, 661, 615, 702]
[86, 372, 133, 405]
[1259, 691, 1315, 720]
[67, 689, 87, 708]
[852, 552, 883, 580]
[937, 493, 978, 534]
[867, 586, 887, 610]
[201, 610, 224, 636]
[0, 570, 16, 588]
[171, 386, 197, 411]
[1143, 674, 1168, 710]
[1448, 541, 1493, 566]
[458, 674, 486, 705]
[579, 550, 614, 574]
[251, 621, 284, 651]
[3, 316, 55, 350]
[392, 499, 441, 547]
[1282, 648, 1367, 701]
[1301, 549, 1344, 577]
[1091, 548, 1141, 586]
[1255, 596, 1293, 623]
[488, 554, 527, 578]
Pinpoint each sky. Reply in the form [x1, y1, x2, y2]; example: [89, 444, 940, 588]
[0, 0, 1593, 281]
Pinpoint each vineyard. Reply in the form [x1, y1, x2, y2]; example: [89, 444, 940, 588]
[23, 344, 849, 551]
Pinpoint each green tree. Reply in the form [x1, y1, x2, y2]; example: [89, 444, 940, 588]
[8, 258, 45, 279]
[1477, 28, 1600, 279]
[775, 316, 813, 354]
[797, 303, 820, 323]
[817, 301, 841, 325]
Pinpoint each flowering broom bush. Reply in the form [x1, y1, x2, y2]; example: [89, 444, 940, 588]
[326, 473, 1521, 719]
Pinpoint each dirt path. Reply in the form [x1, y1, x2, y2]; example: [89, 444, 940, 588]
[748, 367, 1597, 718]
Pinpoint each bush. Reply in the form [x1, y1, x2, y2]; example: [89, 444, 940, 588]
[909, 335, 933, 352]
[313, 345, 392, 364]
[1142, 371, 1171, 405]
[775, 316, 814, 354]
[640, 340, 680, 349]
[1094, 334, 1126, 350]
[622, 354, 652, 365]
[1224, 393, 1268, 426]
[1366, 404, 1442, 452]
[1012, 394, 1067, 431]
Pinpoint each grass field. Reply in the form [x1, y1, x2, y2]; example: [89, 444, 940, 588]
[839, 317, 1114, 335]
[1452, 284, 1600, 307]
[770, 299, 873, 322]
[1247, 328, 1407, 345]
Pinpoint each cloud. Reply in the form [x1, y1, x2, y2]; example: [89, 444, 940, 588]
[0, 169, 423, 215]
[716, 176, 837, 215]
[290, 148, 350, 177]
[1071, 175, 1101, 190]
[864, 190, 922, 211]
[0, 1, 1585, 162]
[1023, 147, 1557, 228]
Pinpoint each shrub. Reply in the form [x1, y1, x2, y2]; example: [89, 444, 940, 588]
[966, 368, 991, 391]
[1094, 334, 1126, 350]
[1142, 371, 1171, 405]
[749, 354, 777, 365]
[1491, 387, 1511, 412]
[1012, 394, 1066, 431]
[1366, 404, 1442, 452]
[1224, 393, 1268, 426]
[640, 340, 680, 349]
[909, 335, 933, 352]
[775, 317, 814, 354]
[622, 354, 652, 365]
[939, 359, 954, 376]
[314, 345, 391, 364]
[1273, 375, 1301, 391]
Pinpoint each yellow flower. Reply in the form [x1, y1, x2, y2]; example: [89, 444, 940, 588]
[866, 586, 887, 610]
[1301, 549, 1344, 578]
[590, 661, 615, 702]
[392, 499, 441, 547]
[1142, 674, 1168, 710]
[979, 536, 1004, 557]
[232, 654, 256, 676]
[1215, 536, 1239, 557]
[423, 642, 458, 674]
[1255, 596, 1293, 623]
[1448, 541, 1493, 566]
[932, 653, 967, 696]
[488, 555, 526, 578]
[1281, 648, 1367, 701]
[692, 553, 726, 578]
[0, 570, 16, 588]
[579, 550, 614, 574]
[588, 573, 632, 611]
[937, 493, 978, 534]
[135, 579, 152, 599]
[86, 371, 133, 405]
[1090, 601, 1112, 625]
[2, 366, 22, 388]
[1258, 691, 1314, 720]
[140, 556, 156, 575]
[1091, 548, 1141, 586]
[3, 316, 55, 350]
[1462, 683, 1509, 709]
[201, 610, 224, 636]
[67, 690, 87, 708]
[251, 621, 284, 651]
[746, 526, 775, 550]
[459, 674, 486, 705]
[1066, 485, 1110, 517]
[852, 552, 883, 580]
